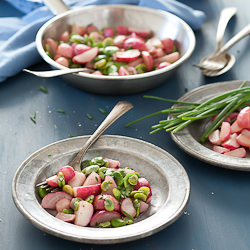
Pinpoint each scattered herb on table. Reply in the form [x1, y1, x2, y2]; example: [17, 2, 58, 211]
[69, 134, 76, 137]
[56, 109, 66, 114]
[38, 86, 48, 93]
[30, 112, 37, 124]
[48, 154, 52, 156]
[98, 108, 108, 115]
[126, 81, 250, 143]
[86, 113, 93, 119]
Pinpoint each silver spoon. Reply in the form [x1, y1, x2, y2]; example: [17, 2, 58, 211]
[194, 7, 237, 70]
[23, 67, 94, 77]
[201, 23, 250, 77]
[36, 100, 133, 189]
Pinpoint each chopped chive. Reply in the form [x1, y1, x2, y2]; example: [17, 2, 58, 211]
[86, 113, 93, 119]
[95, 177, 98, 182]
[98, 108, 108, 115]
[48, 154, 52, 156]
[38, 86, 48, 93]
[69, 134, 76, 137]
[56, 109, 66, 114]
[122, 210, 134, 221]
[30, 112, 37, 124]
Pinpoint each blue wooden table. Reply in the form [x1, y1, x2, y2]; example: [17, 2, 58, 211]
[1, 1, 250, 249]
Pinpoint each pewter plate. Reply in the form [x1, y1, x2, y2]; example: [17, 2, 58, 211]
[170, 80, 250, 171]
[12, 135, 190, 244]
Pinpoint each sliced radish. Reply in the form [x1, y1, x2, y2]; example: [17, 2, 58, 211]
[126, 66, 137, 75]
[74, 200, 94, 227]
[208, 129, 221, 145]
[55, 212, 75, 222]
[68, 171, 86, 187]
[157, 61, 171, 69]
[142, 51, 154, 71]
[236, 134, 250, 147]
[73, 184, 101, 200]
[231, 120, 243, 134]
[152, 48, 166, 59]
[55, 57, 69, 67]
[118, 66, 130, 76]
[86, 25, 98, 34]
[74, 44, 91, 56]
[89, 31, 104, 43]
[73, 47, 99, 64]
[134, 177, 152, 203]
[146, 37, 163, 51]
[46, 175, 59, 187]
[139, 201, 149, 214]
[56, 43, 74, 59]
[103, 27, 114, 37]
[92, 70, 103, 75]
[102, 175, 117, 195]
[115, 49, 140, 63]
[59, 31, 70, 42]
[90, 210, 122, 227]
[241, 129, 250, 137]
[127, 58, 143, 67]
[212, 145, 230, 154]
[116, 25, 128, 35]
[237, 106, 250, 128]
[104, 158, 120, 169]
[72, 24, 86, 36]
[123, 37, 147, 51]
[128, 27, 152, 38]
[83, 172, 101, 186]
[56, 198, 71, 212]
[161, 38, 174, 54]
[154, 52, 180, 64]
[93, 194, 120, 211]
[45, 38, 58, 56]
[222, 133, 240, 150]
[224, 147, 246, 158]
[41, 192, 72, 209]
[114, 35, 127, 48]
[121, 198, 136, 218]
[219, 122, 231, 142]
[227, 112, 239, 122]
[57, 166, 75, 183]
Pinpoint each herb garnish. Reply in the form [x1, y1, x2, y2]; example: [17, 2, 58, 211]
[56, 109, 66, 114]
[98, 108, 107, 115]
[38, 86, 48, 93]
[86, 113, 93, 119]
[30, 112, 37, 124]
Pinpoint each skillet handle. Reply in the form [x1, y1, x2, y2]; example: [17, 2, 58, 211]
[43, 0, 70, 15]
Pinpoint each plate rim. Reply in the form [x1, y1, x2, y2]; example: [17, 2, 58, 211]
[12, 135, 190, 244]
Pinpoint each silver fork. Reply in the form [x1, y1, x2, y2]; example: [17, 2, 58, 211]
[37, 101, 133, 190]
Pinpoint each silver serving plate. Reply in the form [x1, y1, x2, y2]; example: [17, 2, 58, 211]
[171, 80, 250, 171]
[12, 135, 190, 244]
[36, 4, 195, 95]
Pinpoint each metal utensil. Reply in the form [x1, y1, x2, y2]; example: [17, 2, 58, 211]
[37, 100, 133, 189]
[194, 7, 237, 71]
[200, 23, 250, 76]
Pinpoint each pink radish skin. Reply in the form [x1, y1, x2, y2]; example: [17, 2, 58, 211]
[121, 198, 136, 218]
[161, 38, 174, 54]
[102, 175, 117, 195]
[222, 133, 240, 150]
[152, 48, 166, 59]
[83, 172, 101, 186]
[73, 47, 99, 64]
[57, 165, 75, 183]
[73, 184, 101, 200]
[74, 44, 91, 56]
[89, 31, 104, 43]
[72, 24, 86, 36]
[92, 70, 103, 75]
[86, 25, 98, 34]
[59, 31, 70, 42]
[155, 52, 180, 64]
[231, 120, 243, 134]
[46, 175, 59, 187]
[241, 129, 250, 137]
[126, 66, 137, 75]
[104, 158, 120, 169]
[224, 147, 246, 158]
[55, 57, 69, 67]
[57, 43, 74, 59]
[93, 194, 120, 211]
[115, 49, 140, 63]
[116, 25, 128, 35]
[103, 27, 114, 37]
[56, 212, 75, 223]
[74, 200, 94, 227]
[146, 37, 163, 50]
[213, 145, 230, 154]
[208, 129, 221, 145]
[236, 134, 250, 147]
[56, 198, 71, 212]
[123, 37, 147, 51]
[114, 35, 127, 48]
[118, 66, 130, 76]
[45, 38, 58, 55]
[139, 201, 149, 214]
[127, 58, 143, 67]
[124, 168, 135, 174]
[68, 171, 86, 187]
[142, 51, 154, 71]
[90, 210, 122, 227]
[127, 27, 152, 38]
[157, 62, 171, 69]
[41, 192, 72, 209]
[219, 122, 231, 142]
[237, 106, 250, 128]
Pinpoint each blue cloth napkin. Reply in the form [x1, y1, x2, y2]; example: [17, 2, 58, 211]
[0, 0, 206, 83]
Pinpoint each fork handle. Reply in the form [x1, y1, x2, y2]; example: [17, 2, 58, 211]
[69, 101, 133, 171]
[215, 7, 237, 52]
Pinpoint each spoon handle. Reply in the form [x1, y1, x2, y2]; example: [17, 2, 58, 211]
[43, 0, 69, 14]
[215, 7, 237, 52]
[69, 101, 133, 172]
[220, 23, 250, 53]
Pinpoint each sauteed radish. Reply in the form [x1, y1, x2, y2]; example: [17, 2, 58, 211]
[44, 24, 179, 76]
[38, 156, 152, 228]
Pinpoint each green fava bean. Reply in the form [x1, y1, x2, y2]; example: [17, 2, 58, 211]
[133, 199, 140, 217]
[123, 173, 134, 190]
[38, 186, 49, 199]
[104, 198, 114, 211]
[62, 208, 74, 214]
[57, 172, 65, 188]
[134, 192, 147, 202]
[111, 218, 126, 227]
[85, 195, 94, 204]
[81, 159, 90, 170]
[112, 188, 122, 200]
[124, 217, 133, 225]
[117, 169, 126, 177]
[94, 55, 108, 62]
[135, 63, 147, 74]
[107, 65, 118, 75]
[82, 165, 99, 175]
[101, 181, 111, 192]
[128, 174, 138, 186]
[99, 221, 111, 228]
[113, 171, 123, 186]
[70, 34, 85, 44]
[94, 59, 107, 69]
[138, 187, 150, 196]
[104, 46, 119, 56]
[89, 157, 106, 166]
[72, 198, 82, 211]
[103, 37, 114, 47]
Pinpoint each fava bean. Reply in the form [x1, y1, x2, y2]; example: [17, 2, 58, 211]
[57, 172, 65, 188]
[72, 198, 82, 211]
[85, 195, 94, 204]
[112, 188, 122, 200]
[111, 218, 126, 227]
[113, 171, 123, 186]
[134, 192, 147, 202]
[70, 34, 85, 44]
[38, 186, 49, 198]
[89, 157, 106, 166]
[138, 186, 150, 196]
[104, 198, 114, 211]
[104, 46, 119, 56]
[133, 199, 140, 217]
[128, 174, 138, 186]
[82, 165, 99, 175]
[94, 59, 107, 69]
[62, 208, 74, 214]
[124, 217, 134, 225]
[103, 37, 114, 47]
[99, 221, 111, 228]
[62, 185, 74, 196]
[101, 181, 111, 192]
